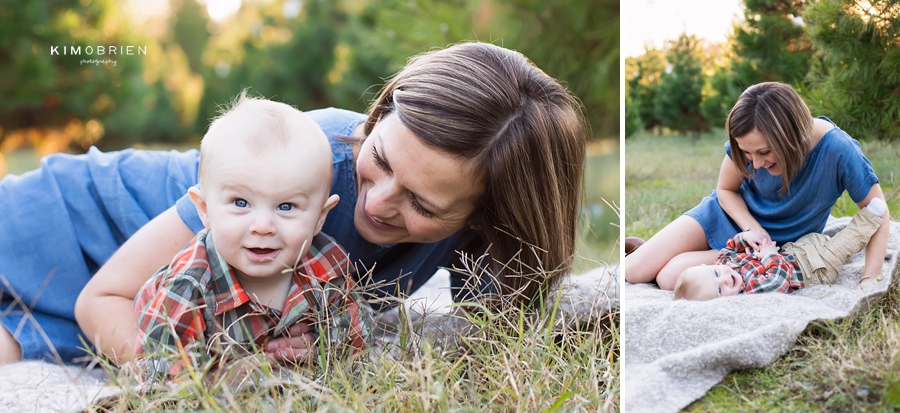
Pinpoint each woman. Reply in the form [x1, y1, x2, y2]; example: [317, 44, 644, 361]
[0, 42, 587, 365]
[624, 82, 889, 291]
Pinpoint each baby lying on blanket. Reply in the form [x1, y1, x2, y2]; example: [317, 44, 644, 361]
[675, 198, 887, 300]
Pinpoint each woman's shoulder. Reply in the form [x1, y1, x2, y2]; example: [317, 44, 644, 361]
[813, 118, 864, 157]
[305, 108, 367, 163]
[305, 108, 367, 137]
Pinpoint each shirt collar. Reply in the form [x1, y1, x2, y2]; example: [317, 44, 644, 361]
[276, 232, 351, 334]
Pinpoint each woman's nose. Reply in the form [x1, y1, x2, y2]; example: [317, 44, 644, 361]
[752, 157, 765, 169]
[366, 180, 400, 218]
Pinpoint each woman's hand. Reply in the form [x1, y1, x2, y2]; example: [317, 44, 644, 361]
[741, 230, 771, 254]
[265, 321, 316, 364]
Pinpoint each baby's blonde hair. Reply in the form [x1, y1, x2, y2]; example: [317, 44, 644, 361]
[198, 91, 332, 188]
[673, 266, 707, 301]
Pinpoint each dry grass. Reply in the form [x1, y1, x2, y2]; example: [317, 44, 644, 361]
[87, 301, 618, 412]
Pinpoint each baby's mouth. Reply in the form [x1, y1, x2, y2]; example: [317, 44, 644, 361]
[246, 248, 279, 261]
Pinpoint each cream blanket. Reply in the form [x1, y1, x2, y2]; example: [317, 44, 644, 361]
[622, 217, 899, 413]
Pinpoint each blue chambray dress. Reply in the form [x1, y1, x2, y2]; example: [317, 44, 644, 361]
[1, 108, 472, 362]
[686, 117, 879, 250]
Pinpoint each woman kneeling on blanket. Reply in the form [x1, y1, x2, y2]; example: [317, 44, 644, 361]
[624, 82, 891, 291]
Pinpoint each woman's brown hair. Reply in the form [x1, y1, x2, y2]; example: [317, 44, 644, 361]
[365, 42, 587, 308]
[726, 82, 813, 195]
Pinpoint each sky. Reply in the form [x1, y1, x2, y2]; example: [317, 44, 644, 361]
[622, 0, 745, 58]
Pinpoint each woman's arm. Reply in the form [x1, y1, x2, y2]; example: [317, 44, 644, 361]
[856, 184, 890, 289]
[74, 206, 194, 365]
[715, 156, 768, 237]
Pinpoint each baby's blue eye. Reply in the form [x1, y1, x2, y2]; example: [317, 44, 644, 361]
[234, 199, 248, 208]
[277, 203, 293, 211]
[718, 286, 723, 295]
[714, 270, 719, 278]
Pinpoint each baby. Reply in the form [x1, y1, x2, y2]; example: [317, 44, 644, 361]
[133, 94, 370, 377]
[675, 198, 886, 300]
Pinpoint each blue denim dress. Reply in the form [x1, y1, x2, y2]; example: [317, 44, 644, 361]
[686, 118, 879, 249]
[0, 108, 472, 362]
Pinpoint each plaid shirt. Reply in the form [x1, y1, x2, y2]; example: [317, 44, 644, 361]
[716, 232, 805, 294]
[134, 229, 371, 375]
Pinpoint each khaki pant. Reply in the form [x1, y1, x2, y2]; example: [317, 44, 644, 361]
[781, 208, 883, 286]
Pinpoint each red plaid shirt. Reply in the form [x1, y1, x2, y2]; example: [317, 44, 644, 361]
[716, 232, 805, 294]
[134, 229, 370, 375]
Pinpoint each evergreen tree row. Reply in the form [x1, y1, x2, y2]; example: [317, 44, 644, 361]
[626, 0, 899, 141]
[2, 0, 618, 153]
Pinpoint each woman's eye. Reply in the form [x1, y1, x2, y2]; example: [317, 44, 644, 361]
[408, 193, 434, 218]
[277, 203, 293, 211]
[234, 199, 248, 208]
[372, 147, 389, 171]
[759, 151, 770, 156]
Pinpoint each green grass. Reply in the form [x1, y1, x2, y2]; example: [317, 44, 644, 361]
[577, 140, 620, 273]
[626, 129, 900, 411]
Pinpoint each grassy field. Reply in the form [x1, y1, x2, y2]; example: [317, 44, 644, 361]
[626, 129, 900, 411]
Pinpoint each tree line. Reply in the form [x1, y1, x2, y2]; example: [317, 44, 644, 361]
[626, 0, 900, 141]
[1, 0, 618, 152]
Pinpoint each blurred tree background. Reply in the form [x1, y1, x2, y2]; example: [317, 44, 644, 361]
[625, 0, 900, 141]
[1, 0, 620, 267]
[1, 0, 618, 156]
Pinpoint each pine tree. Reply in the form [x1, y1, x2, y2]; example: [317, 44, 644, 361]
[732, 0, 812, 85]
[701, 44, 743, 130]
[627, 48, 666, 134]
[803, 0, 900, 140]
[654, 34, 708, 141]
[624, 56, 642, 138]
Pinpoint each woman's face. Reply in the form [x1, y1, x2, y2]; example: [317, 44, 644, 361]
[354, 113, 483, 245]
[735, 129, 781, 176]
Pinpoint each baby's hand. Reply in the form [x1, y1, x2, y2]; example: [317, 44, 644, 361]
[753, 238, 780, 260]
[265, 321, 315, 364]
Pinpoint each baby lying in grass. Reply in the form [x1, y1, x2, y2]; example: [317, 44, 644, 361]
[675, 198, 886, 301]
[133, 94, 371, 380]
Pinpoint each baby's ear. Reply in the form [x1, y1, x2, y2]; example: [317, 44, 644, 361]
[188, 186, 210, 228]
[315, 194, 340, 234]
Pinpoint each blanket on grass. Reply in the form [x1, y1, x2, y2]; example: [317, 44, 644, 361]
[0, 267, 617, 412]
[621, 217, 900, 413]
